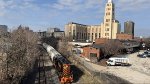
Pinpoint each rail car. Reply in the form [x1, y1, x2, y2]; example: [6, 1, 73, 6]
[43, 43, 73, 83]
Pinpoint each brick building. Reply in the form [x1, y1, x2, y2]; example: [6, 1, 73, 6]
[81, 44, 104, 63]
[95, 38, 108, 44]
[117, 33, 133, 40]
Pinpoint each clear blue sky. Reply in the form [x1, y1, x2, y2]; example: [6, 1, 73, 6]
[0, 0, 150, 37]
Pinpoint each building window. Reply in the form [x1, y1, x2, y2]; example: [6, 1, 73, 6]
[106, 12, 110, 16]
[92, 33, 93, 41]
[106, 28, 109, 31]
[69, 32, 71, 36]
[105, 33, 109, 36]
[106, 19, 110, 22]
[77, 32, 79, 39]
[95, 33, 97, 39]
[96, 28, 98, 31]
[73, 26, 75, 29]
[82, 33, 84, 39]
[105, 23, 109, 26]
[108, 8, 111, 10]
[90, 53, 97, 57]
[78, 33, 81, 39]
[87, 33, 90, 39]
[84, 33, 86, 39]
[112, 8, 114, 11]
[99, 33, 101, 38]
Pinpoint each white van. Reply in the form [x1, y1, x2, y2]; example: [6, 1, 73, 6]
[106, 57, 130, 66]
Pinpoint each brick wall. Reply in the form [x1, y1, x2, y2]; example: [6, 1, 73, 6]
[82, 46, 102, 62]
[117, 33, 133, 40]
[95, 38, 108, 44]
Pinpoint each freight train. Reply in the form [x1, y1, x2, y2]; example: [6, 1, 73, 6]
[43, 43, 73, 83]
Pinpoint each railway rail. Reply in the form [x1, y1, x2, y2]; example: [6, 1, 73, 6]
[36, 45, 60, 84]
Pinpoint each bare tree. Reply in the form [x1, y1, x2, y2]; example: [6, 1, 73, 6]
[57, 36, 72, 58]
[144, 37, 150, 49]
[102, 40, 123, 57]
[0, 27, 39, 84]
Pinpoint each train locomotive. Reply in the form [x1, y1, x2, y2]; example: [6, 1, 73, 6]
[43, 43, 73, 83]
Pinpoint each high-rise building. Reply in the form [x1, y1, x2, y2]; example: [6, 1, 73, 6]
[65, 0, 120, 41]
[101, 0, 120, 39]
[124, 21, 134, 36]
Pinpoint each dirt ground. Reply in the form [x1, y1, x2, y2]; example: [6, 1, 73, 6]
[128, 50, 150, 75]
[105, 50, 150, 83]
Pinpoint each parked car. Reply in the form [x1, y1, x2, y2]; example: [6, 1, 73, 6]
[137, 53, 147, 58]
[147, 52, 150, 57]
[143, 51, 150, 57]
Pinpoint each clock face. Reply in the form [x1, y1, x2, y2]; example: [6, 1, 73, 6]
[108, 0, 112, 3]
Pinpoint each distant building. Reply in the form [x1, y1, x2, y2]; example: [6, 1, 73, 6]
[47, 28, 61, 37]
[47, 28, 60, 33]
[0, 25, 8, 36]
[95, 38, 108, 44]
[18, 25, 30, 30]
[53, 31, 64, 38]
[117, 33, 133, 40]
[37, 31, 46, 38]
[65, 22, 88, 41]
[65, 0, 121, 42]
[124, 21, 135, 36]
[81, 39, 140, 63]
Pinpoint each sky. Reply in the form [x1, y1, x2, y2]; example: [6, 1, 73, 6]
[0, 0, 150, 37]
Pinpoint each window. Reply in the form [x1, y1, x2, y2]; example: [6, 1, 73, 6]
[77, 32, 79, 39]
[95, 33, 97, 39]
[106, 28, 109, 31]
[92, 33, 93, 40]
[108, 8, 111, 10]
[112, 8, 114, 11]
[99, 33, 101, 38]
[106, 19, 110, 22]
[90, 53, 97, 57]
[73, 30, 75, 39]
[105, 23, 109, 26]
[106, 12, 110, 16]
[105, 33, 109, 36]
[88, 33, 90, 39]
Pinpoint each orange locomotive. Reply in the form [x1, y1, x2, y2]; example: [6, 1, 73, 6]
[53, 57, 73, 84]
[43, 43, 73, 83]
[60, 64, 73, 83]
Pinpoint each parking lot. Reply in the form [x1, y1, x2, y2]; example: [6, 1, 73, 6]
[106, 50, 150, 83]
[127, 50, 150, 75]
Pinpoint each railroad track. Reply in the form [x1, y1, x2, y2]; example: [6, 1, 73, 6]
[37, 45, 60, 84]
[38, 46, 47, 84]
